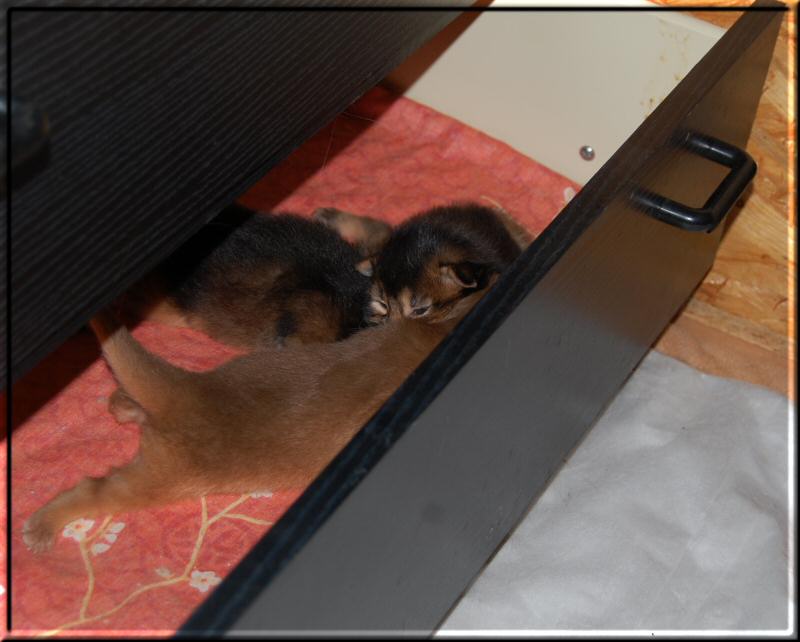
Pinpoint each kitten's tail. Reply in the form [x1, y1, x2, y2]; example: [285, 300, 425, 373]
[90, 310, 188, 414]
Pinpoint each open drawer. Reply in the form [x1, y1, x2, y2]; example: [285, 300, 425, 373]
[178, 6, 783, 635]
[7, 3, 785, 637]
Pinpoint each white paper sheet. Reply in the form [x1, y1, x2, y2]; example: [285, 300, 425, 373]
[437, 350, 793, 634]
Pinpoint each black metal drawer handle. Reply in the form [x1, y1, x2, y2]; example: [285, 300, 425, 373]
[0, 95, 51, 193]
[631, 132, 756, 232]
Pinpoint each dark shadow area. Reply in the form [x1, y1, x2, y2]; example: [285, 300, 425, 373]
[4, 143, 51, 195]
[1, 96, 52, 195]
[9, 325, 101, 431]
[233, 89, 402, 215]
[649, 177, 753, 354]
[230, 5, 492, 215]
[720, 179, 755, 236]
[381, 6, 486, 96]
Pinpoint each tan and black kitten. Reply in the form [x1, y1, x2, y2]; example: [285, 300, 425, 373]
[366, 202, 530, 325]
[22, 203, 531, 552]
[125, 204, 390, 347]
[23, 282, 494, 553]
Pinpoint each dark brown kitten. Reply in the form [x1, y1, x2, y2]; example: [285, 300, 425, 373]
[124, 204, 375, 347]
[368, 202, 530, 325]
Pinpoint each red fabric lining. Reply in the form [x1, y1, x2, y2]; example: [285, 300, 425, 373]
[7, 87, 579, 636]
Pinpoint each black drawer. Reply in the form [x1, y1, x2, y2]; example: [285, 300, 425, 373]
[176, 5, 783, 634]
[6, 6, 462, 387]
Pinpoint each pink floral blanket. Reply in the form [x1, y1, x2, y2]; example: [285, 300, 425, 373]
[6, 86, 578, 636]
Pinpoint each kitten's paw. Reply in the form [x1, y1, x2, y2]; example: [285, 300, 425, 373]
[22, 515, 56, 554]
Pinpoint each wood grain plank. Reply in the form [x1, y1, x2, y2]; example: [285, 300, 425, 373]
[651, 0, 794, 398]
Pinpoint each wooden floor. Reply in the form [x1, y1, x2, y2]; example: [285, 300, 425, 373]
[650, 1, 795, 398]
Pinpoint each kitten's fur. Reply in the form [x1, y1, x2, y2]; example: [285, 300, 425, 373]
[23, 284, 492, 553]
[126, 203, 526, 342]
[312, 207, 393, 260]
[127, 204, 375, 347]
[368, 203, 528, 324]
[23, 202, 529, 552]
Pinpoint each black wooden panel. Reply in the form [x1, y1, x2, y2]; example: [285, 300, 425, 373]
[6, 6, 464, 388]
[179, 5, 784, 636]
[2, 8, 7, 396]
[1, 202, 5, 396]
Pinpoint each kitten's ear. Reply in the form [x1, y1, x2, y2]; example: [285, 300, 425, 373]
[356, 258, 375, 277]
[314, 208, 393, 257]
[440, 262, 488, 290]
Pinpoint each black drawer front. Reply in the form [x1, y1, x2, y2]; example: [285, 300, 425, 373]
[7, 7, 461, 388]
[179, 5, 783, 635]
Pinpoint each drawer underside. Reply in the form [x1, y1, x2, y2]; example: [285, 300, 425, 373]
[6, 7, 462, 388]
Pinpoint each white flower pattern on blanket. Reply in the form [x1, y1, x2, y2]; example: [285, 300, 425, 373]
[26, 494, 277, 636]
[13, 85, 576, 635]
[62, 519, 95, 542]
[189, 570, 222, 593]
[90, 521, 126, 555]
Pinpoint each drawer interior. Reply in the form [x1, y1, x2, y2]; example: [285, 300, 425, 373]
[10, 82, 578, 636]
[7, 8, 757, 636]
[385, 7, 724, 185]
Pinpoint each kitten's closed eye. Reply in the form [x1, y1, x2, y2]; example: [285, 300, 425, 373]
[409, 295, 432, 317]
[397, 290, 433, 319]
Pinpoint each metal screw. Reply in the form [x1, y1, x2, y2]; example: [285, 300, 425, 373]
[580, 145, 595, 161]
